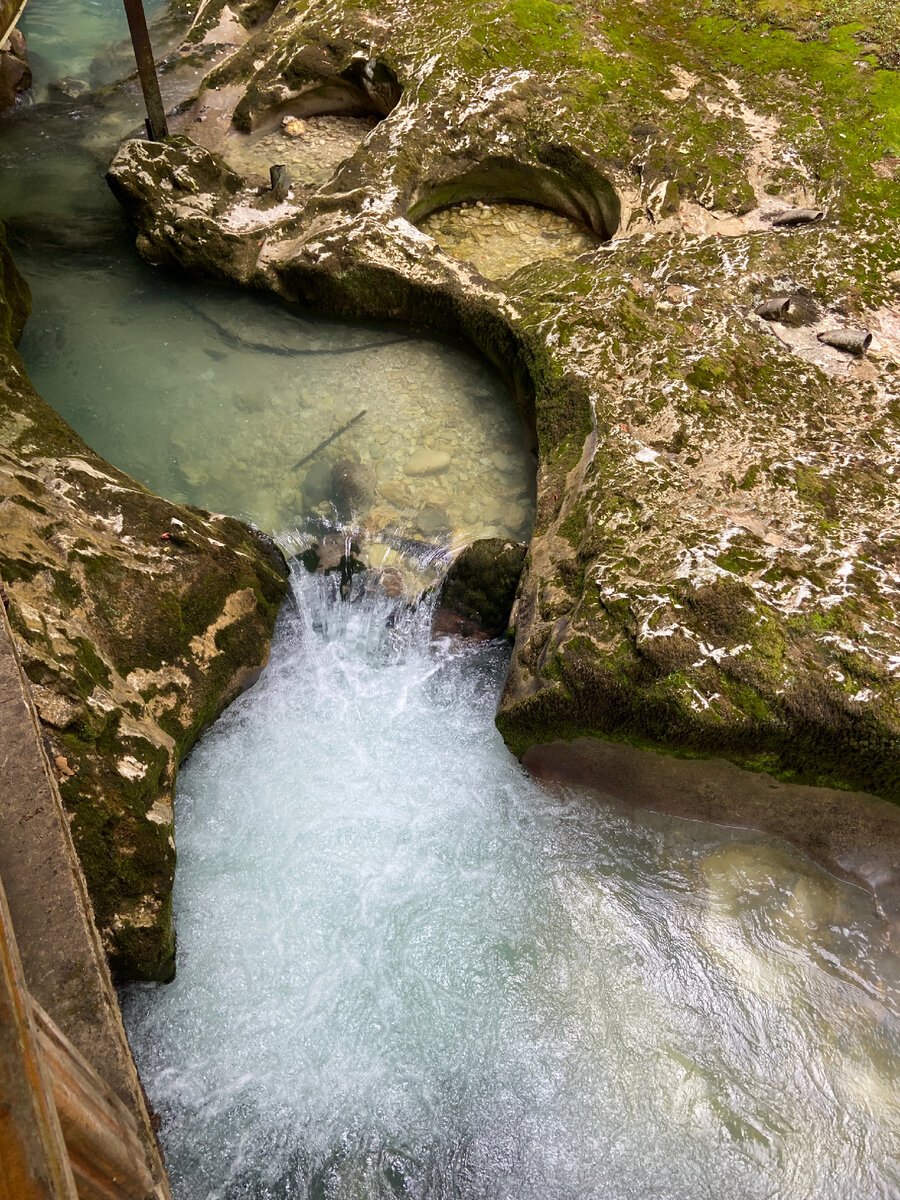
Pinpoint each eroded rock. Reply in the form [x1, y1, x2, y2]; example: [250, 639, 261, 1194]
[104, 0, 900, 888]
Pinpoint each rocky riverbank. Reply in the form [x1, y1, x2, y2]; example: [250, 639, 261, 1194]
[0, 223, 288, 979]
[103, 0, 900, 902]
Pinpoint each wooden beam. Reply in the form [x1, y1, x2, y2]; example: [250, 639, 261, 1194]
[0, 876, 79, 1200]
[32, 1003, 157, 1200]
[121, 0, 168, 140]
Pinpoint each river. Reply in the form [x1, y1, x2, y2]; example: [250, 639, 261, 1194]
[2, 3, 898, 1198]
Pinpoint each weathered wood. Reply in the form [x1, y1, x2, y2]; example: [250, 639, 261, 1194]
[292, 408, 367, 472]
[0, 876, 79, 1200]
[121, 0, 168, 140]
[0, 0, 28, 47]
[32, 1004, 156, 1200]
[269, 163, 290, 201]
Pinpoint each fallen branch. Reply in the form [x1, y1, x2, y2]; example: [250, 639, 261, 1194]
[292, 409, 367, 472]
[185, 300, 412, 358]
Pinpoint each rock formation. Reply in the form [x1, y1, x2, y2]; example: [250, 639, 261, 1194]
[107, 0, 900, 814]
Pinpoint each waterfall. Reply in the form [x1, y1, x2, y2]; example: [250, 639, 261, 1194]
[121, 551, 900, 1200]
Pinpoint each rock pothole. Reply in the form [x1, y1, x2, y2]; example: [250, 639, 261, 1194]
[419, 200, 598, 279]
[220, 111, 380, 188]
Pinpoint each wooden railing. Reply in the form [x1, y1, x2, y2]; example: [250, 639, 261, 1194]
[0, 876, 158, 1200]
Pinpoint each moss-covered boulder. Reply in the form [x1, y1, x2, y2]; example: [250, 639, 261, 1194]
[0, 222, 288, 980]
[437, 538, 527, 638]
[106, 0, 900, 885]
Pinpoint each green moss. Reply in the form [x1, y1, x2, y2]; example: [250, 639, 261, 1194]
[686, 356, 729, 392]
[739, 462, 762, 489]
[0, 222, 31, 345]
[715, 545, 769, 574]
[440, 538, 527, 635]
[557, 502, 589, 547]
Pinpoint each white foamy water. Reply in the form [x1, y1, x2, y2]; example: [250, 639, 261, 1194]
[122, 565, 900, 1200]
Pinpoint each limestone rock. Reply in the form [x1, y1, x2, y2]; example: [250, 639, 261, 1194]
[281, 116, 307, 137]
[437, 538, 527, 638]
[104, 0, 900, 890]
[48, 76, 91, 100]
[403, 448, 451, 476]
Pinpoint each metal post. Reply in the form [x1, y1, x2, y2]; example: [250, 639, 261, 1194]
[121, 0, 168, 141]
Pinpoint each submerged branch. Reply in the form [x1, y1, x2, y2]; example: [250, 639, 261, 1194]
[292, 409, 367, 472]
[186, 301, 412, 359]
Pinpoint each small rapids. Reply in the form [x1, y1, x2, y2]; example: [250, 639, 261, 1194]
[122, 563, 900, 1200]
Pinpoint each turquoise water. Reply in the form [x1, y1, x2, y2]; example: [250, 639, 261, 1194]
[3, 5, 535, 544]
[19, 0, 167, 97]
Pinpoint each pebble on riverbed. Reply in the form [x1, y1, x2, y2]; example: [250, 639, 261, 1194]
[419, 201, 598, 279]
[222, 113, 380, 188]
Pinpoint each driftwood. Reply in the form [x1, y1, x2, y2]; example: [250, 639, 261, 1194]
[816, 328, 872, 355]
[269, 164, 290, 202]
[772, 208, 825, 227]
[755, 296, 792, 320]
[292, 409, 367, 472]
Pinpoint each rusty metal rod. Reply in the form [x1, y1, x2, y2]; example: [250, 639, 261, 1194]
[121, 0, 168, 141]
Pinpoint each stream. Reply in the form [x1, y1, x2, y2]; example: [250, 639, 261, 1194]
[2, 3, 899, 1198]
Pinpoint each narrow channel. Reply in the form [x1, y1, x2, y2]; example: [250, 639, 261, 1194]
[2, 4, 898, 1199]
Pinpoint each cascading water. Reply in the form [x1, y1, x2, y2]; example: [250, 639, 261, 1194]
[121, 555, 900, 1200]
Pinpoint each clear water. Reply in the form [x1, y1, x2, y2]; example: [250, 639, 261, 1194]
[15, 257, 534, 540]
[19, 0, 168, 98]
[4, 12, 534, 544]
[419, 202, 597, 281]
[122, 567, 900, 1200]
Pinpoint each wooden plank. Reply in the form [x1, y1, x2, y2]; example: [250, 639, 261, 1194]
[32, 1003, 157, 1200]
[0, 875, 79, 1200]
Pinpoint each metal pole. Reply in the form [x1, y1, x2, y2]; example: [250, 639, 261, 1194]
[121, 0, 168, 141]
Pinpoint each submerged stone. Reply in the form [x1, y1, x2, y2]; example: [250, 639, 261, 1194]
[332, 458, 376, 517]
[403, 448, 451, 476]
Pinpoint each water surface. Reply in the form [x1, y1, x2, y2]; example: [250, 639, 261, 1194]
[123, 568, 900, 1200]
[1, 31, 535, 543]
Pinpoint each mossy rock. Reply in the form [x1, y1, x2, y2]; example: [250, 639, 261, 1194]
[439, 539, 528, 637]
[106, 0, 900, 816]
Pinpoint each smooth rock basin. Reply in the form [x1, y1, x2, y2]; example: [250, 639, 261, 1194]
[418, 201, 598, 279]
[220, 113, 381, 189]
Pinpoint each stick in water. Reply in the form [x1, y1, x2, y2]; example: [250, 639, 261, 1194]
[292, 409, 368, 472]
